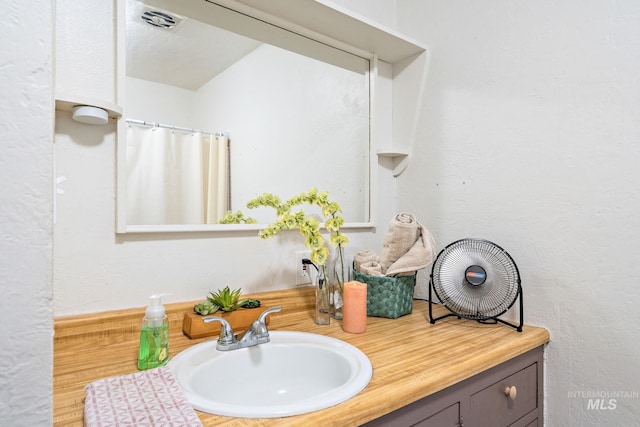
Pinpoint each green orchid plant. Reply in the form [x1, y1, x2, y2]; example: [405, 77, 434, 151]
[218, 210, 257, 224]
[247, 188, 348, 267]
[247, 188, 349, 319]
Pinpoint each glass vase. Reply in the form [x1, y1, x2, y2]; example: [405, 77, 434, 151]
[314, 266, 331, 325]
[329, 246, 348, 320]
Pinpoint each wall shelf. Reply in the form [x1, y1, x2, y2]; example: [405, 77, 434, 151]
[55, 93, 123, 120]
[377, 149, 409, 158]
[377, 149, 410, 177]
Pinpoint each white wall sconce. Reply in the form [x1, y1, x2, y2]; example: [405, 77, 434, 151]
[72, 105, 109, 125]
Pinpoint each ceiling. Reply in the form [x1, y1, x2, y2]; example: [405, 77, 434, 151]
[126, 0, 261, 91]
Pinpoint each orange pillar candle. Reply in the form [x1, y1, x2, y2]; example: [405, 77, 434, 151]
[342, 281, 368, 333]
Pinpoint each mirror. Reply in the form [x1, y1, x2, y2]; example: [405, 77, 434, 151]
[120, 0, 372, 231]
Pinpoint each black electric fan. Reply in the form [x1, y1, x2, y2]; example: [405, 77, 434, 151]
[429, 238, 523, 332]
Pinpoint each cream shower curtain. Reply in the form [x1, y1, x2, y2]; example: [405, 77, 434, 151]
[126, 126, 228, 225]
[203, 133, 229, 223]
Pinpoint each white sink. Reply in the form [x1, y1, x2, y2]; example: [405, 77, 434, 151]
[169, 331, 372, 418]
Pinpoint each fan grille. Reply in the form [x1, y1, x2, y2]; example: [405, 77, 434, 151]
[431, 238, 520, 320]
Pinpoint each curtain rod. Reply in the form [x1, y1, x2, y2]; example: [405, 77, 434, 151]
[126, 119, 227, 137]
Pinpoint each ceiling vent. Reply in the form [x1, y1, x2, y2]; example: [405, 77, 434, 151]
[140, 6, 185, 30]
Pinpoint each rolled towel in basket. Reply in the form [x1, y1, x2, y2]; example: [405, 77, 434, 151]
[354, 250, 379, 273]
[380, 212, 436, 277]
[359, 260, 385, 276]
[380, 212, 422, 270]
[385, 220, 436, 276]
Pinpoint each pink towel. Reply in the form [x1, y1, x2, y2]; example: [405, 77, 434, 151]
[84, 366, 202, 427]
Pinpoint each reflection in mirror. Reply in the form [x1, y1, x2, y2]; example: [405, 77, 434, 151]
[125, 123, 229, 224]
[122, 0, 371, 229]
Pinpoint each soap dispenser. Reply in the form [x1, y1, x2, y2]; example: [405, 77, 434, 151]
[138, 294, 169, 370]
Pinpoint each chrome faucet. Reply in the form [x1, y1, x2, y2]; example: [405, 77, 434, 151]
[202, 306, 282, 351]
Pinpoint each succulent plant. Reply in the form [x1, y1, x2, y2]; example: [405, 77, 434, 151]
[193, 286, 261, 315]
[193, 300, 219, 315]
[206, 286, 249, 312]
[241, 298, 261, 309]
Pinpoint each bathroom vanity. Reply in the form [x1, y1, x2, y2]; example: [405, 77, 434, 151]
[53, 287, 549, 426]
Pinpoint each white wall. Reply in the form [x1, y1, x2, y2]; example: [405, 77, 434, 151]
[394, 0, 640, 425]
[0, 0, 54, 425]
[55, 0, 117, 101]
[329, 0, 397, 29]
[126, 76, 195, 125]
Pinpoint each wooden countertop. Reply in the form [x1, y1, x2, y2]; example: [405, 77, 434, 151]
[53, 287, 549, 426]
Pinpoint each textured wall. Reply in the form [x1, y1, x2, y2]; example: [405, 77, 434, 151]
[55, 0, 117, 102]
[395, 0, 640, 425]
[329, 0, 397, 29]
[0, 0, 54, 425]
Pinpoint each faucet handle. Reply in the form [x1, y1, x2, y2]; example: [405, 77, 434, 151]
[203, 316, 235, 345]
[250, 306, 282, 338]
[257, 306, 282, 326]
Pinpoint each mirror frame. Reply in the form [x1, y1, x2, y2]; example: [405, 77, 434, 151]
[116, 0, 386, 233]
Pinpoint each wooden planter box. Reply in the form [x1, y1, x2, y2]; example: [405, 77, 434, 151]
[182, 307, 270, 339]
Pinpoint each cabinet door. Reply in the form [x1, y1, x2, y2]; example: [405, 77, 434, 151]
[469, 362, 538, 427]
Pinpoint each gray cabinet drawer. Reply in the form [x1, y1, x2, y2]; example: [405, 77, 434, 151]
[413, 402, 460, 427]
[469, 362, 538, 427]
[363, 395, 461, 427]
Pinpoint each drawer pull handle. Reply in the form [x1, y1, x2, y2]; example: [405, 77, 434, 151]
[504, 385, 517, 400]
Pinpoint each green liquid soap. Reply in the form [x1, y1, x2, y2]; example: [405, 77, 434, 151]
[138, 294, 170, 371]
[138, 323, 169, 370]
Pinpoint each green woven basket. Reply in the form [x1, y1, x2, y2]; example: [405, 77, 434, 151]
[353, 270, 416, 319]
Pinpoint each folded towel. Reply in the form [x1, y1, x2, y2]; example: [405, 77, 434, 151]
[354, 250, 379, 273]
[379, 212, 436, 277]
[380, 212, 422, 270]
[84, 366, 202, 427]
[359, 260, 385, 276]
[385, 220, 436, 276]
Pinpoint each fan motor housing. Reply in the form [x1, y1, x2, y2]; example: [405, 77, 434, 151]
[464, 265, 487, 286]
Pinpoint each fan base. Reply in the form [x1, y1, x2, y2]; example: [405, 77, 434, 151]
[428, 310, 523, 332]
[428, 284, 524, 333]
